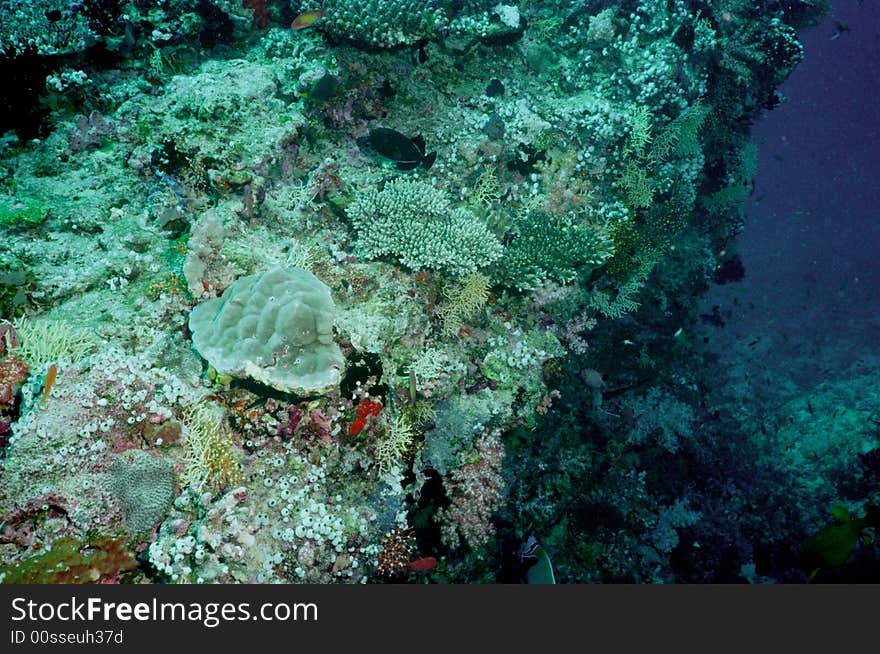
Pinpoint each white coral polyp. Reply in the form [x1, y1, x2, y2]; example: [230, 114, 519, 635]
[189, 267, 344, 395]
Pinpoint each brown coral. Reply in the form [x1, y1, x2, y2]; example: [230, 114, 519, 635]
[0, 353, 28, 406]
[1, 536, 136, 583]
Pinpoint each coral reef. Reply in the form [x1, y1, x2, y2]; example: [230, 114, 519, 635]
[0, 0, 845, 586]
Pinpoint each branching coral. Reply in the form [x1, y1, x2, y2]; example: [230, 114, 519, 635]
[292, 0, 448, 48]
[0, 0, 97, 57]
[348, 179, 502, 276]
[493, 212, 614, 291]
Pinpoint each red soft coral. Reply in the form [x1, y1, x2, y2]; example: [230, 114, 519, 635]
[242, 0, 271, 29]
[348, 398, 382, 436]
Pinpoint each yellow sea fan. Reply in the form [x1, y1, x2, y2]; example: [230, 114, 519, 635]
[438, 272, 490, 337]
[12, 316, 94, 366]
[376, 412, 416, 475]
[181, 400, 241, 493]
[469, 168, 501, 208]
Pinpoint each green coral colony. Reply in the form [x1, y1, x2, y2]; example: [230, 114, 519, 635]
[0, 0, 859, 585]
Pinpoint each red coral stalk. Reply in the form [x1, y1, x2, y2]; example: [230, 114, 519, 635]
[348, 398, 382, 436]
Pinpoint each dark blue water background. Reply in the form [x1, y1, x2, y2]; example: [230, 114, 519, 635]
[701, 0, 880, 387]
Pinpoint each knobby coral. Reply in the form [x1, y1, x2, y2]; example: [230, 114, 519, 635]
[188, 267, 344, 395]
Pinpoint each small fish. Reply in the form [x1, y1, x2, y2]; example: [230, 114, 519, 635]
[291, 10, 325, 30]
[357, 127, 436, 172]
[405, 557, 438, 572]
[41, 363, 57, 404]
[830, 21, 850, 40]
[620, 406, 639, 427]
[303, 73, 337, 103]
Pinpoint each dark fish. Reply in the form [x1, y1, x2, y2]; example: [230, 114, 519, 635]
[486, 78, 505, 97]
[357, 127, 436, 171]
[304, 73, 337, 103]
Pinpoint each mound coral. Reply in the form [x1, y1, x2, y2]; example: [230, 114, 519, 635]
[188, 267, 344, 395]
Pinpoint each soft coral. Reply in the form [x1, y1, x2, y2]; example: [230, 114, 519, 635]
[242, 0, 271, 29]
[0, 319, 18, 355]
[0, 319, 27, 444]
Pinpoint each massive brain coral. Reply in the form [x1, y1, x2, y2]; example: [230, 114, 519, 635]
[108, 449, 176, 534]
[189, 267, 344, 395]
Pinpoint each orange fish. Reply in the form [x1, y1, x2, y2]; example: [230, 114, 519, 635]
[291, 10, 325, 30]
[41, 363, 57, 404]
